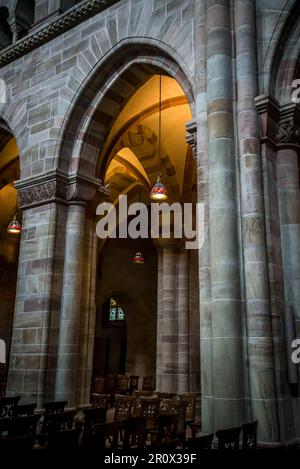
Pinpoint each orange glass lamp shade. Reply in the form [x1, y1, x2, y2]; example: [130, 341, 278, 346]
[132, 251, 145, 264]
[150, 173, 168, 201]
[7, 214, 22, 234]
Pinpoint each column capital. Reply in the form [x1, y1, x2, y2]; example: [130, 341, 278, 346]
[275, 102, 300, 147]
[15, 170, 106, 210]
[185, 120, 197, 159]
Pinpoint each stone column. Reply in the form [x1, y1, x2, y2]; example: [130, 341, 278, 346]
[207, 0, 245, 429]
[234, 0, 279, 442]
[75, 214, 98, 405]
[177, 247, 189, 392]
[277, 142, 300, 378]
[155, 249, 163, 391]
[155, 240, 178, 392]
[55, 203, 86, 405]
[7, 174, 68, 405]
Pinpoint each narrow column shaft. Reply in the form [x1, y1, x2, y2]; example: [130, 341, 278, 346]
[235, 0, 279, 442]
[207, 0, 245, 428]
[55, 204, 86, 405]
[177, 248, 189, 392]
[160, 244, 178, 392]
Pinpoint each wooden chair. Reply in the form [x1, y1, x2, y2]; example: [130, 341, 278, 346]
[216, 426, 242, 449]
[155, 414, 179, 444]
[140, 397, 159, 430]
[81, 407, 107, 446]
[103, 376, 115, 394]
[41, 410, 75, 434]
[185, 433, 214, 450]
[168, 400, 187, 445]
[46, 428, 81, 449]
[131, 391, 152, 417]
[7, 414, 41, 437]
[116, 375, 129, 395]
[0, 396, 21, 419]
[156, 393, 176, 415]
[178, 393, 198, 424]
[123, 417, 147, 449]
[142, 376, 153, 391]
[13, 403, 37, 418]
[114, 395, 134, 423]
[91, 393, 109, 410]
[91, 422, 121, 450]
[242, 421, 257, 449]
[43, 400, 67, 418]
[129, 376, 139, 394]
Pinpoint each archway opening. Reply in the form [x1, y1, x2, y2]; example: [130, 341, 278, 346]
[89, 70, 199, 395]
[0, 120, 21, 394]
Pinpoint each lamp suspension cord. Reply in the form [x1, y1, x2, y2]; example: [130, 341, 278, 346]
[158, 74, 162, 175]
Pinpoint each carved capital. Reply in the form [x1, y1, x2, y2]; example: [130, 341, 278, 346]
[185, 121, 197, 159]
[275, 102, 300, 145]
[15, 170, 104, 209]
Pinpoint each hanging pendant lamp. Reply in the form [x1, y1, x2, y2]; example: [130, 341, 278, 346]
[7, 213, 22, 234]
[132, 251, 145, 264]
[150, 75, 168, 201]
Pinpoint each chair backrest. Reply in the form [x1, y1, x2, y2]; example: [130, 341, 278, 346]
[114, 395, 134, 423]
[8, 414, 41, 437]
[83, 407, 107, 429]
[157, 414, 179, 444]
[0, 396, 21, 419]
[46, 428, 81, 450]
[178, 393, 197, 422]
[43, 400, 67, 418]
[41, 410, 75, 434]
[13, 403, 37, 418]
[129, 376, 139, 394]
[92, 422, 120, 450]
[140, 397, 159, 419]
[242, 421, 258, 449]
[103, 377, 116, 394]
[91, 393, 109, 410]
[216, 426, 242, 449]
[185, 433, 214, 450]
[142, 376, 153, 391]
[168, 400, 187, 434]
[116, 375, 129, 393]
[156, 393, 177, 415]
[123, 417, 147, 449]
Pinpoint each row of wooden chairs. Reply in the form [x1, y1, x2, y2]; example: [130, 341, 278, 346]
[92, 375, 153, 395]
[186, 421, 258, 450]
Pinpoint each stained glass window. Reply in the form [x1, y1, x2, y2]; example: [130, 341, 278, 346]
[109, 298, 125, 322]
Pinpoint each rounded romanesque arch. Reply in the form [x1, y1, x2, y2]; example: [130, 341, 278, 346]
[57, 39, 195, 179]
[271, 1, 300, 103]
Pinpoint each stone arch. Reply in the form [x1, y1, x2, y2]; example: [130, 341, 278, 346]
[57, 39, 195, 179]
[271, 1, 300, 103]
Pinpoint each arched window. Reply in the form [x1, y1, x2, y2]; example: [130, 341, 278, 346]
[0, 7, 12, 50]
[108, 298, 125, 322]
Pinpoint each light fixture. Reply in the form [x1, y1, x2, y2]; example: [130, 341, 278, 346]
[132, 191, 145, 264]
[7, 213, 22, 234]
[150, 75, 168, 201]
[132, 251, 145, 264]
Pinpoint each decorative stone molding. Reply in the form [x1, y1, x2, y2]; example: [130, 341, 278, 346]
[255, 96, 300, 147]
[15, 170, 104, 209]
[0, 0, 118, 67]
[276, 121, 300, 144]
[275, 102, 300, 145]
[185, 121, 197, 158]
